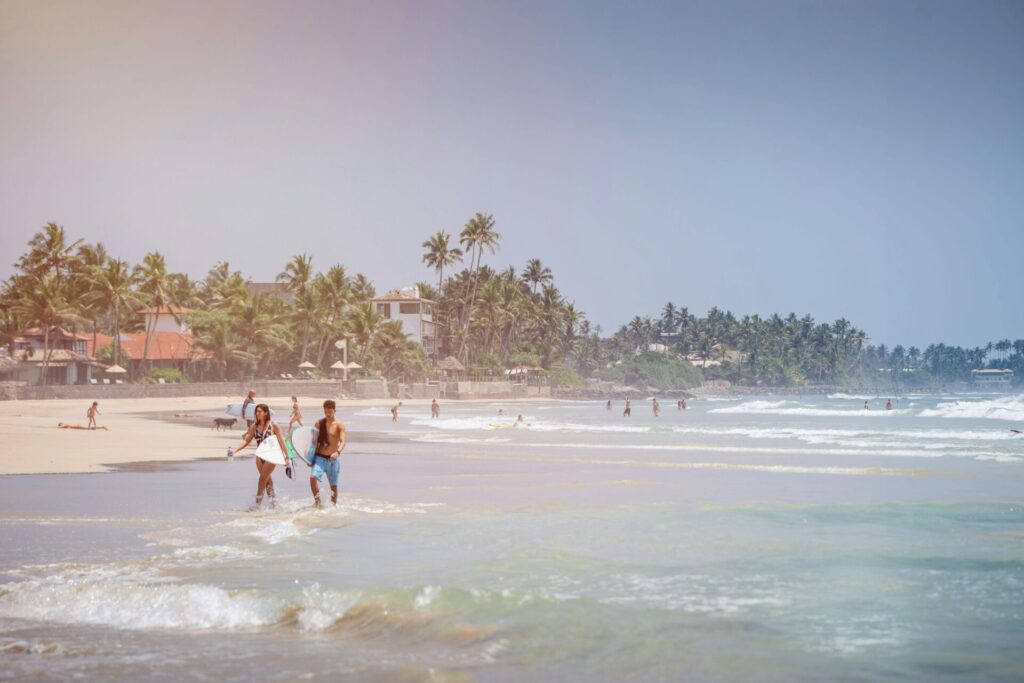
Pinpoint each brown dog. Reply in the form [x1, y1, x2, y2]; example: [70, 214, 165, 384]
[212, 417, 238, 431]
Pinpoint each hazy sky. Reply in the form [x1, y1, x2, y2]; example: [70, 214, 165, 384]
[2, 0, 1022, 348]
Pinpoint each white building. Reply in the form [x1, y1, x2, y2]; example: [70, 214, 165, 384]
[372, 287, 440, 359]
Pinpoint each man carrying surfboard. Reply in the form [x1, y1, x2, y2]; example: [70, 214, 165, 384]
[242, 389, 256, 429]
[311, 399, 346, 508]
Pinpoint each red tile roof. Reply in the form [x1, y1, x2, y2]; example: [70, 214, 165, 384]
[94, 331, 197, 361]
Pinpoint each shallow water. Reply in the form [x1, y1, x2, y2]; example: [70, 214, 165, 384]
[2, 393, 1023, 681]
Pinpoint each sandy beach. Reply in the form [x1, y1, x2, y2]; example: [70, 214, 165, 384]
[0, 395, 448, 475]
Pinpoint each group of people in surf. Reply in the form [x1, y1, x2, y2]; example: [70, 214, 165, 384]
[862, 399, 895, 410]
[232, 392, 346, 510]
[606, 398, 686, 417]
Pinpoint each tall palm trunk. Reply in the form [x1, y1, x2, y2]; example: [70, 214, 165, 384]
[458, 246, 482, 362]
[38, 326, 51, 385]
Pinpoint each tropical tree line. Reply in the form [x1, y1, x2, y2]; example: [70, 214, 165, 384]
[606, 302, 1024, 388]
[0, 223, 427, 383]
[3, 222, 1020, 388]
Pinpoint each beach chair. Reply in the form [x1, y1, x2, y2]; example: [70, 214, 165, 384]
[115, 379, 124, 385]
[89, 378, 98, 385]
[158, 378, 166, 384]
[102, 378, 110, 385]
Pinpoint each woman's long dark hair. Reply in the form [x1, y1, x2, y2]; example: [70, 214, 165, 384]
[253, 403, 271, 427]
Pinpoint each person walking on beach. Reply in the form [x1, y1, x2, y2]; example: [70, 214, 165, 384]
[242, 389, 256, 428]
[391, 401, 403, 423]
[232, 403, 288, 510]
[623, 399, 632, 417]
[653, 398, 661, 417]
[288, 395, 303, 431]
[431, 399, 440, 419]
[311, 399, 346, 508]
[86, 401, 100, 430]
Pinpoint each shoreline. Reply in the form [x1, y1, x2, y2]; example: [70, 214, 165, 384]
[0, 394, 563, 476]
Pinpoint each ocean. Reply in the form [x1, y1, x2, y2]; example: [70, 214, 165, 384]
[2, 393, 1023, 681]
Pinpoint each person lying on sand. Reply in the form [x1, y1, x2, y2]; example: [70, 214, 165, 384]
[57, 422, 109, 431]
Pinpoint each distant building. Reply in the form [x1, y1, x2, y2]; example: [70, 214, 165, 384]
[971, 368, 1013, 388]
[94, 307, 197, 376]
[246, 282, 294, 303]
[372, 287, 440, 359]
[11, 327, 103, 385]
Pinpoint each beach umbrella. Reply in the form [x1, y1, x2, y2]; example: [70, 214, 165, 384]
[329, 361, 345, 370]
[297, 361, 316, 369]
[345, 361, 362, 370]
[105, 364, 127, 374]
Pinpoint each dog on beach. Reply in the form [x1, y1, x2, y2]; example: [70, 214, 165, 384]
[212, 417, 238, 431]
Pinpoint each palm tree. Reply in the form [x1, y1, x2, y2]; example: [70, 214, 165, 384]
[73, 242, 109, 355]
[191, 313, 253, 381]
[90, 259, 143, 367]
[521, 258, 553, 294]
[135, 251, 172, 374]
[348, 302, 386, 363]
[421, 231, 463, 292]
[203, 262, 248, 311]
[17, 223, 83, 282]
[11, 272, 80, 383]
[276, 254, 313, 296]
[457, 213, 500, 360]
[291, 287, 322, 363]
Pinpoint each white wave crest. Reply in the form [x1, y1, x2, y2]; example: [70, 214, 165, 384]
[0, 566, 280, 630]
[918, 395, 1024, 422]
[711, 400, 910, 417]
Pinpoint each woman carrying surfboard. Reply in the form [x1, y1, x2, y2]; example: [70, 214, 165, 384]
[231, 403, 289, 510]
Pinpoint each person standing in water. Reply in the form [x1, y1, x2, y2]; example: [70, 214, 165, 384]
[653, 398, 661, 417]
[232, 403, 288, 510]
[431, 399, 440, 418]
[86, 401, 100, 430]
[863, 401, 870, 410]
[391, 401, 403, 423]
[606, 400, 612, 411]
[623, 399, 632, 417]
[311, 399, 346, 507]
[885, 399, 893, 411]
[288, 395, 303, 431]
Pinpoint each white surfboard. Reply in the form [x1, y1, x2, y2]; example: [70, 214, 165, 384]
[289, 424, 318, 467]
[254, 432, 287, 465]
[225, 403, 276, 420]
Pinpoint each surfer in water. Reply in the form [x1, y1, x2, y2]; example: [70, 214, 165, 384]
[288, 395, 303, 431]
[311, 399, 346, 507]
[232, 403, 288, 510]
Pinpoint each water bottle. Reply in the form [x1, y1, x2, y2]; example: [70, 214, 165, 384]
[227, 446, 234, 459]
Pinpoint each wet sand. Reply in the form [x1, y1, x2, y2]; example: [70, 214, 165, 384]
[0, 395, 458, 475]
